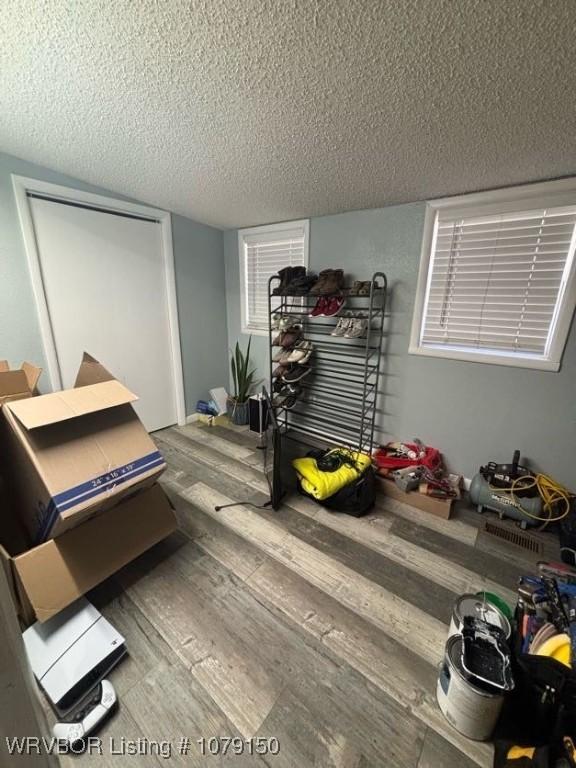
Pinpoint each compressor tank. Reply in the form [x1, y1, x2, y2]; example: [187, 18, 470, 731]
[469, 474, 542, 528]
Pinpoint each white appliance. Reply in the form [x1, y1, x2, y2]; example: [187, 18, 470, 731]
[22, 597, 126, 715]
[53, 680, 117, 746]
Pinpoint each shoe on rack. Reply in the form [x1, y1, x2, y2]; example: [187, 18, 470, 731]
[344, 317, 368, 339]
[281, 328, 303, 347]
[310, 296, 330, 317]
[283, 385, 301, 409]
[310, 269, 345, 296]
[309, 269, 332, 296]
[331, 314, 353, 336]
[278, 314, 298, 330]
[282, 364, 312, 384]
[296, 348, 313, 365]
[284, 270, 318, 296]
[272, 378, 285, 394]
[273, 383, 301, 409]
[316, 269, 344, 296]
[272, 327, 302, 347]
[280, 266, 307, 295]
[272, 364, 289, 379]
[358, 281, 372, 296]
[285, 340, 313, 363]
[347, 280, 364, 296]
[272, 267, 295, 296]
[323, 296, 346, 317]
[272, 348, 293, 363]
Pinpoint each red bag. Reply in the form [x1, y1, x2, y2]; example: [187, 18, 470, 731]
[374, 442, 442, 473]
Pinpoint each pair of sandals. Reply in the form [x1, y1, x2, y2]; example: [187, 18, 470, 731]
[347, 280, 373, 296]
[272, 340, 313, 365]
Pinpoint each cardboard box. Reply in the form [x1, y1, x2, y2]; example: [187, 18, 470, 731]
[0, 483, 177, 624]
[378, 475, 455, 519]
[0, 360, 42, 405]
[1, 353, 166, 543]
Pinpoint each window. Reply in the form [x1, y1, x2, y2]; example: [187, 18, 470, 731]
[238, 220, 309, 334]
[409, 179, 576, 370]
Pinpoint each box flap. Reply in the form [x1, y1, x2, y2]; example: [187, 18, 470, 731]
[74, 352, 116, 388]
[5, 380, 139, 430]
[0, 369, 29, 398]
[21, 362, 42, 392]
[13, 484, 177, 622]
[0, 360, 9, 373]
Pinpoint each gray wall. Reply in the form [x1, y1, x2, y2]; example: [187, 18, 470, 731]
[224, 205, 576, 486]
[0, 152, 227, 415]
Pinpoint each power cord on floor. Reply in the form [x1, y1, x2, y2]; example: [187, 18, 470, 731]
[214, 430, 275, 512]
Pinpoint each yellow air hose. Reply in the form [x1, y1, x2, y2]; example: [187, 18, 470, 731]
[490, 473, 572, 528]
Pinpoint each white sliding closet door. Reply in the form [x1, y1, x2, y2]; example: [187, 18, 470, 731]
[29, 196, 177, 431]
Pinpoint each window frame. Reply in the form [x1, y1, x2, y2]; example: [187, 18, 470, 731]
[238, 219, 310, 336]
[409, 179, 576, 371]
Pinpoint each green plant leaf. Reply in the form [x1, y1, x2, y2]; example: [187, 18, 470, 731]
[230, 354, 237, 399]
[230, 335, 254, 403]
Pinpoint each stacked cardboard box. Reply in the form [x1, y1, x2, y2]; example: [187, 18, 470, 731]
[0, 353, 176, 624]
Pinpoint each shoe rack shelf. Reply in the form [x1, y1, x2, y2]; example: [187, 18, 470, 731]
[267, 271, 388, 455]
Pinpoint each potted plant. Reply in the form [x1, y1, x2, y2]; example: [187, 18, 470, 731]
[227, 336, 256, 425]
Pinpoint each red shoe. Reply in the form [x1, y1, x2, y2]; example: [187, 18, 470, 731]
[323, 296, 346, 317]
[310, 296, 329, 317]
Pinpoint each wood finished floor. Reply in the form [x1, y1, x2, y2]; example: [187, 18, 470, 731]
[53, 422, 558, 767]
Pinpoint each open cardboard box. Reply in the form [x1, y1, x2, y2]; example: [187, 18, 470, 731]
[0, 360, 42, 406]
[0, 481, 177, 625]
[378, 474, 457, 519]
[1, 353, 166, 543]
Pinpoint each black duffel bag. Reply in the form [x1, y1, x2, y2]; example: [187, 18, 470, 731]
[298, 449, 377, 517]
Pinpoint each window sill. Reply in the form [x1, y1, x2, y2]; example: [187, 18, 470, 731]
[241, 325, 268, 337]
[408, 343, 561, 371]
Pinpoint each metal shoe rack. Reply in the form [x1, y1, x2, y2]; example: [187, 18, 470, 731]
[267, 271, 388, 455]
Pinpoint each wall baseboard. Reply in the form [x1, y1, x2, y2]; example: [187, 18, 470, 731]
[185, 413, 200, 424]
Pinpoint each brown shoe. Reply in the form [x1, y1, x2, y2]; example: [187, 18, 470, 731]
[309, 269, 333, 295]
[318, 269, 344, 295]
[272, 266, 294, 296]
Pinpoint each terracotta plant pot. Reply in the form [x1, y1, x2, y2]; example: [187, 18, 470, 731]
[227, 397, 249, 426]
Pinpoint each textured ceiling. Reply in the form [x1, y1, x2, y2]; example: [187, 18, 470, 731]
[1, 1, 576, 229]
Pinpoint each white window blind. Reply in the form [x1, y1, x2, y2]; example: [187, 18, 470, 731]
[411, 181, 576, 370]
[239, 221, 309, 333]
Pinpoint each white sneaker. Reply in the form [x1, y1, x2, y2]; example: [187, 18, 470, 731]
[344, 317, 368, 339]
[285, 340, 313, 363]
[331, 315, 352, 337]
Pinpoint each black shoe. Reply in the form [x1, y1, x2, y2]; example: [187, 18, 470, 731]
[280, 266, 307, 295]
[272, 266, 295, 295]
[282, 364, 312, 384]
[284, 272, 318, 296]
[273, 383, 301, 409]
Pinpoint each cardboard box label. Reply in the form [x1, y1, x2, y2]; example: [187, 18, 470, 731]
[1, 353, 165, 543]
[36, 449, 165, 543]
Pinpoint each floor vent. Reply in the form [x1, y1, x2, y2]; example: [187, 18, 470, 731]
[484, 520, 543, 554]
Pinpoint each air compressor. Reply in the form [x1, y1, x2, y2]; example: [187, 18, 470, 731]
[469, 450, 571, 529]
[469, 474, 542, 528]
